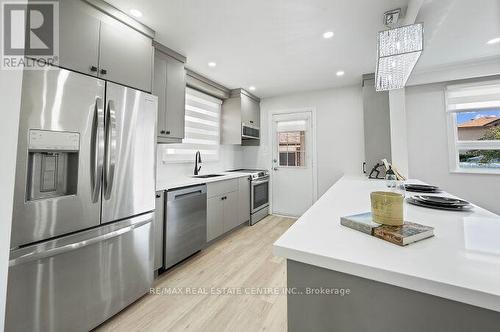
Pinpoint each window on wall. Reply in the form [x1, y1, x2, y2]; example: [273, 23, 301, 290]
[163, 88, 222, 162]
[277, 120, 307, 167]
[446, 81, 500, 173]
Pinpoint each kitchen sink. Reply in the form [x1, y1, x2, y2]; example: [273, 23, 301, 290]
[192, 174, 225, 178]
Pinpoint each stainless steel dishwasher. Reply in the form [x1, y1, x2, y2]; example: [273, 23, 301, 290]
[165, 184, 207, 269]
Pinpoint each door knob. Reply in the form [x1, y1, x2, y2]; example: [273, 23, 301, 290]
[273, 159, 277, 163]
[273, 167, 278, 171]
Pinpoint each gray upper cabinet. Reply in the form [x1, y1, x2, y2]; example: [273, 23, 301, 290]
[153, 47, 186, 143]
[222, 89, 260, 145]
[154, 52, 167, 139]
[241, 93, 260, 126]
[98, 19, 153, 92]
[56, 0, 154, 92]
[59, 0, 100, 76]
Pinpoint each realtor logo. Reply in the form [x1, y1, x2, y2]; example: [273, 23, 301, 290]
[2, 1, 59, 69]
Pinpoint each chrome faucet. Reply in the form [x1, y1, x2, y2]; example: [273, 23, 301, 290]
[194, 151, 202, 175]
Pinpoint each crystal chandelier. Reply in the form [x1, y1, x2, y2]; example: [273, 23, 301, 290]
[375, 23, 423, 91]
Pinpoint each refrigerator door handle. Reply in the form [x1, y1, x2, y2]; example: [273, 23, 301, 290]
[104, 99, 117, 200]
[91, 97, 105, 203]
[9, 217, 151, 267]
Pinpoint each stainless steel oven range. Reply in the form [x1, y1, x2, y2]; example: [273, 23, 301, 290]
[227, 169, 269, 225]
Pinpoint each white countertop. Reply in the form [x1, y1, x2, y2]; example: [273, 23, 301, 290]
[156, 172, 253, 191]
[274, 175, 500, 312]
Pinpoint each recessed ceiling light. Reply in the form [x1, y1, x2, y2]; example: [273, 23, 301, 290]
[487, 37, 500, 45]
[208, 62, 217, 67]
[336, 70, 345, 77]
[249, 86, 256, 91]
[323, 31, 334, 39]
[129, 9, 142, 18]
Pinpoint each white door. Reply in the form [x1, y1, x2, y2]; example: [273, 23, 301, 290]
[271, 111, 314, 217]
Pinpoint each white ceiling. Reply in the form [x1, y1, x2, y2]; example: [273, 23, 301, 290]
[107, 0, 409, 97]
[415, 0, 500, 70]
[108, 0, 500, 97]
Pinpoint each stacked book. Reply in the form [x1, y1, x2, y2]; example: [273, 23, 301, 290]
[340, 212, 434, 246]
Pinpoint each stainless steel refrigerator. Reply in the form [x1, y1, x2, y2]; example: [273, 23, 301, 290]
[6, 66, 157, 331]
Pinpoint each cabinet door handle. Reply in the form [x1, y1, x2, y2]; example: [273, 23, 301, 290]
[90, 65, 98, 72]
[160, 130, 166, 134]
[100, 68, 107, 75]
[250, 121, 254, 124]
[155, 194, 161, 198]
[166, 130, 170, 135]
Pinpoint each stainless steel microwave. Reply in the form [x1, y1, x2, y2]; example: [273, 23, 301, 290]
[242, 122, 260, 140]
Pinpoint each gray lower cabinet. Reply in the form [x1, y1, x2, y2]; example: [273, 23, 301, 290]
[57, 0, 153, 92]
[154, 191, 164, 271]
[238, 177, 251, 224]
[206, 179, 244, 241]
[207, 195, 224, 242]
[223, 191, 239, 232]
[154, 47, 186, 142]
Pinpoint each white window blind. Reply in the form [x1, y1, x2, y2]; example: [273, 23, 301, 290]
[446, 81, 500, 112]
[276, 120, 307, 132]
[163, 88, 222, 162]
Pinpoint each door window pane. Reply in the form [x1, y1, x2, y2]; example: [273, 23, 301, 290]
[278, 130, 305, 167]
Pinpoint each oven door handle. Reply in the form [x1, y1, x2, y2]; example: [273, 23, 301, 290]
[252, 177, 269, 185]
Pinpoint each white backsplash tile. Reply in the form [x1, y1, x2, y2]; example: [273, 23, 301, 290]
[156, 144, 245, 185]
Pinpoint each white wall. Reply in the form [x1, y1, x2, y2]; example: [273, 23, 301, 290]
[156, 145, 245, 184]
[243, 85, 365, 197]
[406, 83, 500, 215]
[0, 70, 23, 329]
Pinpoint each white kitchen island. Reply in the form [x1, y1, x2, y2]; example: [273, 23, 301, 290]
[274, 176, 500, 332]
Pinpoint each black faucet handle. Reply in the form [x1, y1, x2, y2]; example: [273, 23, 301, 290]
[194, 151, 202, 175]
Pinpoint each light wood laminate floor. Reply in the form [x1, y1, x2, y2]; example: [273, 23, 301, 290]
[95, 215, 295, 332]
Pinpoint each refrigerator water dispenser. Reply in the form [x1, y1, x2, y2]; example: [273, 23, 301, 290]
[26, 130, 80, 201]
